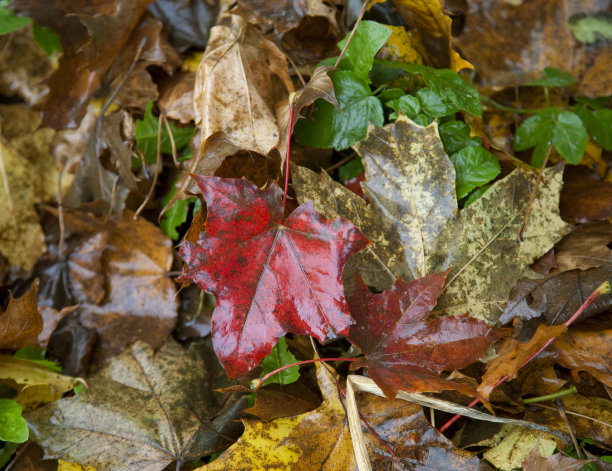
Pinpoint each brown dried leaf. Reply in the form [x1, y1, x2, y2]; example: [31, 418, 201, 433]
[192, 14, 293, 176]
[245, 381, 321, 422]
[554, 222, 612, 272]
[158, 71, 195, 124]
[522, 444, 593, 471]
[0, 280, 42, 349]
[561, 166, 612, 224]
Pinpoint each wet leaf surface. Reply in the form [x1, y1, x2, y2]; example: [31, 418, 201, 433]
[522, 444, 593, 471]
[27, 338, 246, 471]
[180, 176, 367, 378]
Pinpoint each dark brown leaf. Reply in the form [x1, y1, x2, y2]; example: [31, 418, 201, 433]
[0, 280, 42, 349]
[561, 166, 612, 223]
[245, 381, 321, 422]
[554, 222, 612, 273]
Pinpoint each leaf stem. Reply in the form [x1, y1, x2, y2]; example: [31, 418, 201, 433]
[332, 0, 371, 73]
[255, 357, 356, 389]
[282, 92, 297, 218]
[438, 281, 611, 433]
[522, 386, 578, 404]
[480, 96, 543, 114]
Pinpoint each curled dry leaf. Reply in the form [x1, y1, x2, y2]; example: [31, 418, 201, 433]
[347, 270, 503, 398]
[180, 176, 367, 378]
[27, 338, 246, 471]
[192, 14, 293, 177]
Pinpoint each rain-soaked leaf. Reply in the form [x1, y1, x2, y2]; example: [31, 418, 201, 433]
[180, 176, 367, 378]
[354, 116, 457, 281]
[346, 271, 502, 398]
[291, 164, 406, 291]
[26, 338, 246, 471]
[522, 444, 593, 471]
[244, 380, 321, 422]
[449, 145, 501, 199]
[525, 67, 577, 87]
[0, 0, 29, 35]
[192, 14, 293, 176]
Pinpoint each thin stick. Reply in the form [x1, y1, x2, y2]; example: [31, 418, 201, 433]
[281, 93, 296, 218]
[517, 144, 552, 241]
[555, 397, 581, 459]
[332, 0, 371, 73]
[438, 281, 611, 433]
[255, 357, 356, 388]
[162, 112, 180, 167]
[529, 403, 612, 429]
[325, 152, 357, 173]
[134, 110, 163, 220]
[56, 162, 67, 258]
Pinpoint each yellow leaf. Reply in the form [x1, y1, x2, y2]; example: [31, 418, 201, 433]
[0, 355, 79, 393]
[378, 25, 423, 63]
[58, 459, 97, 471]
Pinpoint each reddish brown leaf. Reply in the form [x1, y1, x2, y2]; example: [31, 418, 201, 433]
[346, 271, 501, 398]
[245, 381, 321, 422]
[478, 323, 567, 400]
[180, 176, 367, 378]
[554, 222, 612, 273]
[561, 166, 612, 224]
[550, 317, 612, 388]
[0, 280, 42, 349]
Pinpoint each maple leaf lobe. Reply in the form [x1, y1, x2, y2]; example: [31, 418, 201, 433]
[180, 176, 368, 378]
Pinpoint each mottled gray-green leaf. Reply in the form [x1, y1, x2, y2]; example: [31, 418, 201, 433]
[353, 116, 457, 280]
[26, 338, 245, 471]
[429, 166, 570, 324]
[291, 165, 406, 291]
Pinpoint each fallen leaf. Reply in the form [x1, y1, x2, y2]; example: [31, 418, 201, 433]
[245, 380, 321, 422]
[431, 165, 570, 323]
[478, 323, 568, 400]
[550, 317, 612, 388]
[517, 353, 566, 398]
[561, 166, 612, 223]
[27, 338, 246, 471]
[554, 222, 612, 272]
[524, 394, 612, 448]
[346, 270, 501, 398]
[0, 355, 78, 393]
[353, 116, 457, 281]
[158, 71, 195, 124]
[180, 176, 367, 378]
[0, 280, 42, 349]
[522, 442, 593, 471]
[377, 24, 424, 64]
[483, 427, 558, 471]
[499, 267, 612, 326]
[192, 14, 293, 176]
[291, 164, 407, 291]
[6, 442, 57, 470]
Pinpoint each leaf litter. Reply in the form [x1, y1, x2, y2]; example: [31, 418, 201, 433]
[0, 0, 611, 469]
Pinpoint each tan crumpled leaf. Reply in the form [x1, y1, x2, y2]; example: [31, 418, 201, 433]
[483, 428, 558, 471]
[431, 166, 570, 323]
[553, 222, 612, 272]
[192, 14, 293, 176]
[522, 443, 593, 471]
[27, 338, 246, 471]
[354, 116, 457, 282]
[0, 355, 79, 393]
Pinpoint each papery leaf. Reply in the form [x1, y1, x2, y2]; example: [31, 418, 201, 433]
[346, 271, 501, 398]
[26, 339, 245, 471]
[180, 176, 367, 378]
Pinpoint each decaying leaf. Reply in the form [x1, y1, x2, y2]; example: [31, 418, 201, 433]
[561, 166, 612, 223]
[353, 116, 457, 281]
[180, 176, 366, 378]
[27, 338, 246, 471]
[0, 355, 79, 394]
[431, 165, 570, 323]
[554, 222, 612, 272]
[483, 428, 558, 471]
[245, 381, 321, 422]
[292, 164, 407, 291]
[347, 271, 501, 398]
[192, 14, 293, 176]
[522, 443, 593, 471]
[499, 267, 612, 325]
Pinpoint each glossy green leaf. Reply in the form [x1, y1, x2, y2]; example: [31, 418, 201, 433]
[0, 0, 30, 35]
[531, 137, 552, 168]
[552, 110, 588, 164]
[338, 156, 364, 182]
[14, 346, 61, 373]
[574, 104, 612, 151]
[412, 113, 432, 126]
[439, 121, 471, 154]
[294, 70, 383, 150]
[525, 67, 577, 87]
[0, 399, 28, 443]
[464, 184, 491, 207]
[260, 337, 300, 385]
[335, 20, 391, 82]
[574, 95, 611, 109]
[417, 67, 482, 117]
[135, 101, 195, 164]
[514, 108, 556, 151]
[380, 88, 405, 101]
[387, 94, 421, 119]
[160, 180, 198, 240]
[449, 146, 501, 199]
[417, 87, 459, 118]
[32, 22, 62, 55]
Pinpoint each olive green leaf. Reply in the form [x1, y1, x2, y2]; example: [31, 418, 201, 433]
[292, 164, 406, 291]
[429, 166, 570, 324]
[354, 116, 457, 280]
[26, 338, 245, 471]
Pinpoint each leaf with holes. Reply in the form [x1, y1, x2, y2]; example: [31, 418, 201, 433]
[346, 270, 503, 398]
[180, 176, 367, 378]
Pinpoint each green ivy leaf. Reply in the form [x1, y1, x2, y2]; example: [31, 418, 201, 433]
[514, 108, 557, 151]
[552, 110, 588, 164]
[574, 95, 611, 109]
[135, 101, 195, 164]
[569, 12, 612, 44]
[464, 184, 492, 207]
[387, 94, 420, 120]
[294, 70, 383, 150]
[334, 20, 391, 82]
[412, 113, 432, 126]
[416, 67, 482, 117]
[449, 145, 501, 199]
[0, 399, 28, 443]
[338, 156, 364, 182]
[32, 22, 62, 55]
[380, 88, 405, 101]
[525, 67, 577, 87]
[439, 121, 471, 154]
[416, 87, 459, 118]
[573, 104, 612, 151]
[260, 337, 300, 385]
[0, 0, 30, 35]
[14, 346, 62, 373]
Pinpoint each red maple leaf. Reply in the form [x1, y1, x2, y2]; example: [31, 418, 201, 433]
[347, 270, 502, 398]
[180, 176, 368, 378]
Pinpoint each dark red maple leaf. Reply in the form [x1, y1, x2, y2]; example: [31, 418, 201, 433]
[180, 176, 368, 378]
[347, 270, 503, 398]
